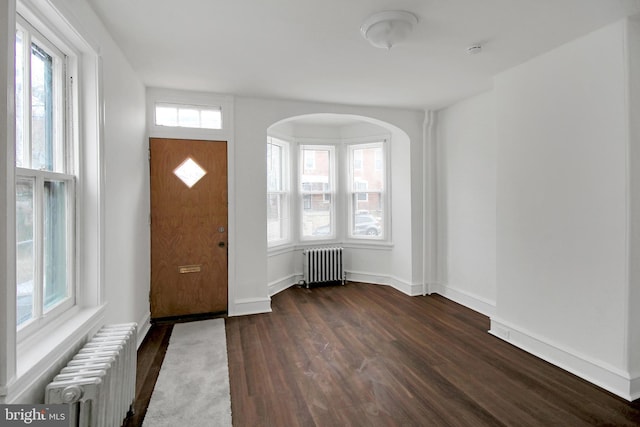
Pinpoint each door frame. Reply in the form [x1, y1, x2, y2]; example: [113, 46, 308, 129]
[147, 89, 236, 315]
[149, 138, 229, 318]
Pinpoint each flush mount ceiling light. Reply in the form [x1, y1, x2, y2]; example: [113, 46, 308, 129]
[361, 10, 418, 50]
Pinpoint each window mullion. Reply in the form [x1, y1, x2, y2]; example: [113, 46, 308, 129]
[65, 71, 73, 173]
[66, 177, 76, 307]
[24, 29, 33, 169]
[53, 51, 64, 173]
[33, 175, 44, 320]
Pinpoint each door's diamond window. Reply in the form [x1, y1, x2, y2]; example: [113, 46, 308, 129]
[174, 158, 207, 188]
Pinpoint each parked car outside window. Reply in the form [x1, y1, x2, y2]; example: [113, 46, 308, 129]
[312, 213, 381, 237]
[354, 214, 381, 236]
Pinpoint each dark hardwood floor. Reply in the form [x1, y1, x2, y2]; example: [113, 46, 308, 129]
[126, 282, 640, 426]
[122, 323, 173, 427]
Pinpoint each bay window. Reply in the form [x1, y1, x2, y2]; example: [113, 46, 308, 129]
[267, 136, 388, 246]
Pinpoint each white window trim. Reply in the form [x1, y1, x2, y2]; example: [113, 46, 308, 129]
[267, 137, 291, 248]
[15, 9, 79, 342]
[1, 0, 106, 404]
[298, 143, 337, 242]
[147, 87, 233, 141]
[15, 170, 76, 338]
[345, 139, 389, 242]
[267, 190, 290, 246]
[15, 11, 80, 340]
[154, 102, 222, 130]
[268, 134, 392, 250]
[15, 16, 67, 172]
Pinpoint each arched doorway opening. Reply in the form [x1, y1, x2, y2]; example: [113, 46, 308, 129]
[266, 113, 412, 296]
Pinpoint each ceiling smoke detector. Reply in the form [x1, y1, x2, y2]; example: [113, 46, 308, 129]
[361, 10, 418, 50]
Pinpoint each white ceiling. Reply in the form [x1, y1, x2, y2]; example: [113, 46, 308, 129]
[86, 0, 640, 111]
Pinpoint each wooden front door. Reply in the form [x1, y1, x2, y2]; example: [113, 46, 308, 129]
[150, 138, 228, 319]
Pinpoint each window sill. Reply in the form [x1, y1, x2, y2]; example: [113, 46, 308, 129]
[341, 240, 394, 251]
[8, 304, 106, 403]
[268, 241, 394, 258]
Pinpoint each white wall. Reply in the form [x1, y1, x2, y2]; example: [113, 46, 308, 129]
[436, 91, 497, 316]
[627, 15, 640, 397]
[491, 20, 633, 398]
[99, 27, 149, 329]
[45, 0, 149, 331]
[236, 97, 424, 313]
[0, 0, 147, 403]
[0, 0, 17, 396]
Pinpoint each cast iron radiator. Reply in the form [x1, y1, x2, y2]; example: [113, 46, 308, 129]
[45, 323, 137, 427]
[303, 247, 346, 288]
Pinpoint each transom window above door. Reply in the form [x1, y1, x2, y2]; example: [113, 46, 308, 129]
[155, 103, 222, 130]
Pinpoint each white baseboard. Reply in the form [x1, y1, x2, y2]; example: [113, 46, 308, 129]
[490, 317, 636, 402]
[429, 283, 496, 317]
[631, 375, 640, 401]
[268, 272, 419, 297]
[346, 271, 388, 286]
[268, 271, 422, 297]
[268, 274, 302, 296]
[269, 272, 492, 320]
[345, 271, 422, 296]
[136, 311, 151, 349]
[390, 277, 424, 296]
[231, 297, 272, 317]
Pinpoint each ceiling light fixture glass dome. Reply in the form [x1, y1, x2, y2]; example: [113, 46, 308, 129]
[361, 10, 418, 50]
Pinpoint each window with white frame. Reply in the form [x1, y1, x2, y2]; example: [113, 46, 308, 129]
[267, 137, 290, 246]
[348, 142, 385, 239]
[300, 145, 335, 240]
[154, 102, 222, 130]
[15, 15, 76, 332]
[266, 138, 387, 245]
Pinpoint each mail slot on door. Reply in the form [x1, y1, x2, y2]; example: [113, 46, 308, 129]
[178, 265, 202, 274]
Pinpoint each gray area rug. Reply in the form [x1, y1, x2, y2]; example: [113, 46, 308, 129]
[143, 318, 232, 427]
